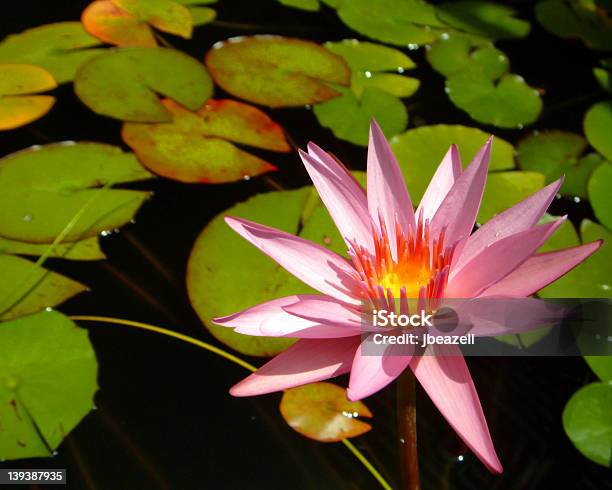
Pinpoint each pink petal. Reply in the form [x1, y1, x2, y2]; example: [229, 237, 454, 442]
[456, 178, 563, 271]
[347, 337, 413, 401]
[367, 119, 416, 257]
[300, 146, 373, 251]
[417, 144, 462, 222]
[225, 216, 361, 304]
[431, 138, 492, 248]
[480, 241, 602, 297]
[229, 337, 360, 396]
[447, 218, 565, 297]
[410, 345, 502, 473]
[214, 295, 363, 338]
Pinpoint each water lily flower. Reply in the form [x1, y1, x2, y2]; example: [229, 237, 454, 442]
[214, 121, 601, 473]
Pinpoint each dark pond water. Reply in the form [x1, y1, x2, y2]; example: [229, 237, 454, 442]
[1, 1, 611, 489]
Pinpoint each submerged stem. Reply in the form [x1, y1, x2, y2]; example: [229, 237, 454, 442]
[397, 369, 420, 490]
[71, 315, 392, 490]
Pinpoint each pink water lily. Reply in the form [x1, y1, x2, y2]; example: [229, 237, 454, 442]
[214, 121, 601, 473]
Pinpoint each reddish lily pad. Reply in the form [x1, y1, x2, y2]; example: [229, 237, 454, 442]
[74, 47, 212, 122]
[280, 382, 373, 442]
[122, 98, 287, 183]
[0, 22, 104, 84]
[82, 0, 216, 47]
[112, 0, 193, 38]
[0, 64, 57, 130]
[204, 36, 351, 108]
[82, 0, 158, 47]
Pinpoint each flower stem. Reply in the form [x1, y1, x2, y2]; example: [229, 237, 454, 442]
[397, 369, 420, 490]
[71, 315, 392, 490]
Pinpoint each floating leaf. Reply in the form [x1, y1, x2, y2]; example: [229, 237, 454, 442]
[335, 0, 445, 46]
[584, 100, 612, 161]
[112, 0, 193, 38]
[0, 23, 104, 84]
[0, 310, 97, 460]
[0, 236, 105, 262]
[426, 34, 508, 79]
[535, 0, 612, 51]
[517, 130, 601, 198]
[325, 40, 420, 98]
[563, 382, 612, 467]
[426, 33, 541, 128]
[122, 99, 287, 183]
[585, 356, 612, 381]
[187, 187, 344, 356]
[538, 214, 580, 253]
[478, 171, 545, 223]
[446, 70, 542, 128]
[594, 58, 612, 93]
[74, 47, 212, 122]
[280, 382, 373, 442]
[495, 327, 551, 349]
[82, 0, 216, 46]
[313, 86, 408, 146]
[587, 161, 612, 230]
[0, 64, 56, 131]
[539, 219, 610, 298]
[389, 124, 514, 202]
[277, 0, 320, 11]
[0, 254, 86, 321]
[82, 0, 158, 47]
[0, 143, 153, 243]
[437, 1, 530, 40]
[205, 36, 350, 108]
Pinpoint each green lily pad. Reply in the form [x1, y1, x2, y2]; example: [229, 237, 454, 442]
[594, 58, 612, 93]
[0, 254, 86, 321]
[122, 98, 288, 183]
[0, 310, 98, 460]
[0, 143, 153, 243]
[280, 382, 372, 442]
[587, 161, 612, 231]
[0, 236, 105, 262]
[538, 214, 580, 253]
[563, 382, 612, 467]
[437, 1, 530, 40]
[112, 0, 193, 38]
[478, 171, 546, 223]
[204, 36, 350, 108]
[82, 0, 216, 47]
[426, 34, 509, 79]
[187, 187, 344, 357]
[585, 356, 612, 381]
[0, 23, 104, 84]
[277, 0, 320, 11]
[446, 70, 542, 128]
[389, 124, 515, 202]
[535, 0, 612, 51]
[495, 327, 552, 349]
[313, 86, 408, 146]
[325, 40, 420, 98]
[335, 0, 446, 46]
[517, 130, 602, 198]
[539, 219, 611, 298]
[0, 64, 56, 131]
[584, 101, 612, 161]
[74, 47, 212, 122]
